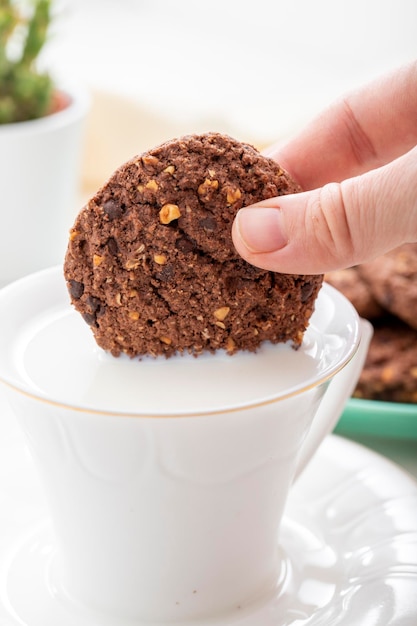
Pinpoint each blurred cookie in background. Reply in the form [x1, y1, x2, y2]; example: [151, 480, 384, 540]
[358, 243, 417, 331]
[325, 253, 417, 404]
[354, 317, 417, 403]
[324, 267, 384, 320]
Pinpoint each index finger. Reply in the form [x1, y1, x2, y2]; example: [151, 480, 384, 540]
[266, 61, 417, 190]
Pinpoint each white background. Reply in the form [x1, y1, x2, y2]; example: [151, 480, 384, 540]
[46, 0, 417, 144]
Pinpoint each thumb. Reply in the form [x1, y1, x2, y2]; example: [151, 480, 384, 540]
[232, 147, 417, 274]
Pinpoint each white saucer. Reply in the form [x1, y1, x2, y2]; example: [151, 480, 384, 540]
[1, 393, 417, 626]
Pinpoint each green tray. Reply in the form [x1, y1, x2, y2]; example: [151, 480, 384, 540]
[335, 398, 417, 440]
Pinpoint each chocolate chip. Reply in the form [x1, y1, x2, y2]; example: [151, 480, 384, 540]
[82, 296, 106, 326]
[68, 280, 84, 300]
[86, 296, 102, 312]
[157, 265, 175, 282]
[103, 199, 124, 220]
[300, 282, 315, 303]
[225, 275, 243, 294]
[82, 312, 96, 326]
[199, 217, 217, 231]
[176, 237, 196, 253]
[107, 237, 118, 255]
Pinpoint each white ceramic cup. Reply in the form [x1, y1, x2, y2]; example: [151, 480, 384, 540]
[0, 85, 89, 286]
[0, 267, 372, 622]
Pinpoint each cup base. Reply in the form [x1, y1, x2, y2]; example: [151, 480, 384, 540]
[3, 434, 417, 625]
[3, 513, 332, 626]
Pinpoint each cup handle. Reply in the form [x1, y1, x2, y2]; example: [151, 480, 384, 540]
[293, 318, 373, 481]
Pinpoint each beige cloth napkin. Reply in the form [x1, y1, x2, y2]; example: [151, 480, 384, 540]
[80, 90, 244, 200]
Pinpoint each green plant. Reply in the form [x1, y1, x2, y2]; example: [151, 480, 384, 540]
[0, 0, 54, 124]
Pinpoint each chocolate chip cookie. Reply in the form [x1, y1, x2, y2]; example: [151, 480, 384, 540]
[358, 243, 417, 330]
[325, 267, 384, 319]
[64, 133, 323, 358]
[354, 317, 417, 403]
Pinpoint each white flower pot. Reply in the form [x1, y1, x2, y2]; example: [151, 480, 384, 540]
[0, 85, 90, 285]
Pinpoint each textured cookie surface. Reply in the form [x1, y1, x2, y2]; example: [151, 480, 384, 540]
[64, 133, 323, 358]
[358, 243, 417, 330]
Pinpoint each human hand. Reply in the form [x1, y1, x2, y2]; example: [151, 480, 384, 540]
[232, 62, 417, 274]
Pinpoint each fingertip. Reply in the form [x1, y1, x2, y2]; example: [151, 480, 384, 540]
[232, 191, 347, 275]
[233, 207, 288, 255]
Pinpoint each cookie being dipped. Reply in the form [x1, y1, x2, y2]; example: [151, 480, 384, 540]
[64, 133, 323, 358]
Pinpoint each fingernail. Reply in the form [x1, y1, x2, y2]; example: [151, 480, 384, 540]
[235, 207, 287, 253]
